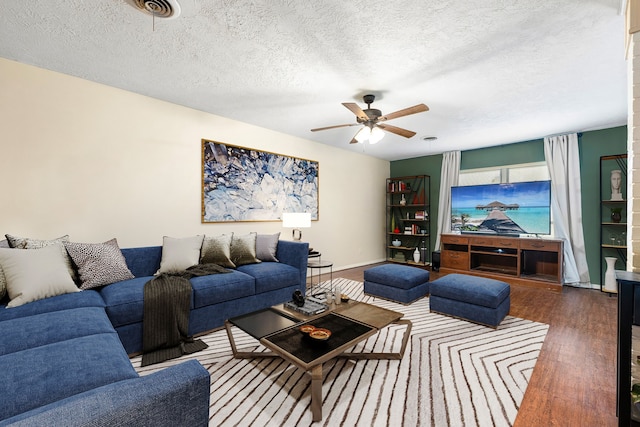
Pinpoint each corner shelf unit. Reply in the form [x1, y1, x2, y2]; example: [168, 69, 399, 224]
[600, 154, 627, 293]
[386, 175, 430, 267]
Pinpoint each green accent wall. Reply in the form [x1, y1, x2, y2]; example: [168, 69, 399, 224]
[391, 125, 627, 285]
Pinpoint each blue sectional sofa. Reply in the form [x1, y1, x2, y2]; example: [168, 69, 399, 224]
[0, 239, 309, 425]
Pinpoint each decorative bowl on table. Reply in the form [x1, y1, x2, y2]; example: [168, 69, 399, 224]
[299, 324, 316, 335]
[340, 294, 350, 303]
[308, 328, 331, 341]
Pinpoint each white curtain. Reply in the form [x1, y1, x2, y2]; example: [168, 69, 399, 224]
[434, 151, 461, 251]
[544, 133, 590, 286]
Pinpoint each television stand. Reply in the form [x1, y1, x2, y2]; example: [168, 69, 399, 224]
[440, 234, 563, 292]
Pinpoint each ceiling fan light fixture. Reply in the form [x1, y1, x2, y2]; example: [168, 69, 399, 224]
[355, 126, 371, 143]
[369, 127, 385, 144]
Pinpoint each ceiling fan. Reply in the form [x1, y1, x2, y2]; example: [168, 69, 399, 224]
[311, 94, 429, 144]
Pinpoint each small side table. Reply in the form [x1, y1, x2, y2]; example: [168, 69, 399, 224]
[307, 259, 333, 297]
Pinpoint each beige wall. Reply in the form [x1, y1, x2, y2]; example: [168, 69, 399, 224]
[0, 58, 389, 271]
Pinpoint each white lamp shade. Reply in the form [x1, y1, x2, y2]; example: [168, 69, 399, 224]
[355, 126, 371, 143]
[282, 212, 311, 228]
[369, 126, 385, 144]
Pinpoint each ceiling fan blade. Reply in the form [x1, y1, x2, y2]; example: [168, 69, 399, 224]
[311, 123, 359, 132]
[378, 104, 429, 122]
[342, 102, 369, 122]
[377, 123, 416, 138]
[349, 129, 362, 144]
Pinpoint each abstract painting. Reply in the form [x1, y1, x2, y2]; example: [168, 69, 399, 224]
[201, 140, 319, 222]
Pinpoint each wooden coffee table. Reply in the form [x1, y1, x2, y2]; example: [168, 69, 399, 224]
[224, 301, 412, 421]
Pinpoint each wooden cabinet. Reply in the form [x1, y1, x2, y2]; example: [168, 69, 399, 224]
[386, 175, 430, 267]
[440, 233, 563, 291]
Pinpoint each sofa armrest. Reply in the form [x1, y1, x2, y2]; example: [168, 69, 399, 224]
[276, 240, 309, 289]
[1, 360, 210, 427]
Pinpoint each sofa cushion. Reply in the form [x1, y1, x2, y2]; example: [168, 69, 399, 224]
[236, 262, 299, 293]
[0, 290, 105, 322]
[157, 235, 204, 273]
[5, 233, 69, 249]
[256, 233, 280, 262]
[5, 234, 77, 283]
[0, 245, 79, 308]
[190, 270, 255, 308]
[230, 232, 261, 266]
[100, 277, 155, 328]
[64, 238, 134, 290]
[121, 246, 162, 278]
[200, 233, 235, 268]
[0, 307, 116, 356]
[0, 333, 138, 421]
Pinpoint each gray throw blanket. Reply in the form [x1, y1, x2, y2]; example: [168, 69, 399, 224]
[141, 263, 231, 367]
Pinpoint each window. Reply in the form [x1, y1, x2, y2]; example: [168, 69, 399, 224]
[459, 162, 549, 185]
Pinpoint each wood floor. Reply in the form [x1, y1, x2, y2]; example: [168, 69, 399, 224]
[318, 263, 619, 427]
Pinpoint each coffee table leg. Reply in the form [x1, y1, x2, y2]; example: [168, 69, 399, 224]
[225, 321, 278, 359]
[310, 364, 323, 421]
[338, 319, 413, 360]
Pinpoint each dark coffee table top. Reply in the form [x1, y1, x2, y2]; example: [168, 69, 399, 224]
[228, 308, 299, 340]
[264, 313, 373, 364]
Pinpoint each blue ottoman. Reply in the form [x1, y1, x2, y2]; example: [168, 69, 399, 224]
[364, 264, 430, 304]
[429, 273, 510, 328]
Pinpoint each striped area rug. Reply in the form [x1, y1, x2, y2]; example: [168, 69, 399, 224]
[131, 278, 548, 426]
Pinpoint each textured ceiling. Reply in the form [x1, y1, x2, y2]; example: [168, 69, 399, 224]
[0, 0, 628, 161]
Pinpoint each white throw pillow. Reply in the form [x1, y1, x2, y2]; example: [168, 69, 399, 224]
[157, 235, 205, 274]
[0, 245, 79, 308]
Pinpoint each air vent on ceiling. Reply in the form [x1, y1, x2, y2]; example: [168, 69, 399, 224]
[131, 0, 181, 19]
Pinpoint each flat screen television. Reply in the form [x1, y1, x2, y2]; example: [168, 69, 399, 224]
[450, 180, 552, 236]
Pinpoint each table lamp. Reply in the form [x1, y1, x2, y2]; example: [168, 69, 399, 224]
[282, 212, 311, 241]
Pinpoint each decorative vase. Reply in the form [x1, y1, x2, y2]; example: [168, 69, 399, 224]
[604, 256, 618, 292]
[611, 209, 622, 223]
[413, 248, 420, 263]
[400, 194, 407, 206]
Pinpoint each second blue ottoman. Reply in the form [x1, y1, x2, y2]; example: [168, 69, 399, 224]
[429, 273, 510, 328]
[364, 264, 430, 304]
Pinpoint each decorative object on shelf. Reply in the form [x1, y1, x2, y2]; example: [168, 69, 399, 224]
[413, 248, 420, 263]
[202, 140, 318, 222]
[611, 169, 623, 200]
[292, 289, 305, 307]
[611, 207, 622, 223]
[400, 194, 407, 206]
[394, 226, 400, 233]
[603, 256, 618, 292]
[392, 239, 401, 247]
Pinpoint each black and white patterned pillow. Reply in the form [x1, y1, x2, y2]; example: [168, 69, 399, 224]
[63, 238, 134, 290]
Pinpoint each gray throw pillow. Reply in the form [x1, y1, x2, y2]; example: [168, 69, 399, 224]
[157, 235, 205, 273]
[0, 245, 79, 307]
[64, 238, 134, 290]
[256, 233, 280, 262]
[5, 234, 78, 284]
[230, 232, 261, 266]
[201, 233, 236, 268]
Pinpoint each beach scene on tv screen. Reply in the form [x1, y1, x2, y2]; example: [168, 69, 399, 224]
[451, 181, 551, 235]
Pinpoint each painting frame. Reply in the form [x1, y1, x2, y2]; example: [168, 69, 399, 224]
[201, 139, 319, 223]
